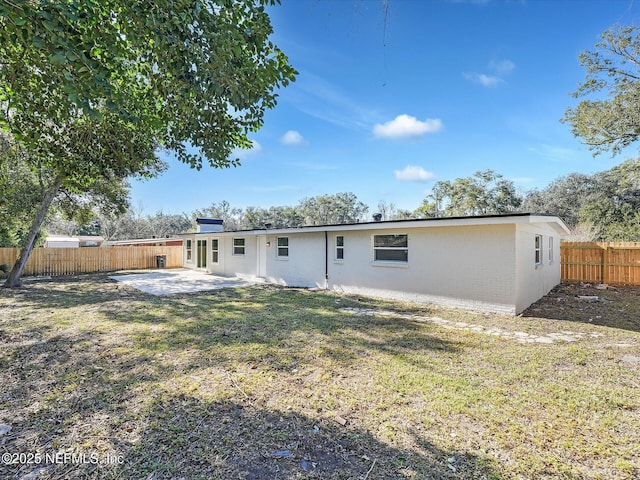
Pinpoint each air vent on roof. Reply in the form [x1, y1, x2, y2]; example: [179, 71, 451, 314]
[372, 213, 383, 222]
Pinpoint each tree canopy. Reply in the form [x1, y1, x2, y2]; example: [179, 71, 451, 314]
[0, 1, 296, 286]
[521, 158, 640, 240]
[416, 170, 521, 218]
[563, 25, 640, 156]
[0, 1, 296, 167]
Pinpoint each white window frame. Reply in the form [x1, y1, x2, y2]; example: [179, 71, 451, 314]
[373, 234, 408, 264]
[233, 238, 246, 256]
[211, 238, 219, 264]
[186, 239, 193, 263]
[276, 237, 289, 259]
[548, 236, 554, 264]
[335, 235, 344, 262]
[535, 235, 542, 265]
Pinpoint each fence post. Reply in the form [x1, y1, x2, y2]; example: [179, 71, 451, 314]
[602, 244, 609, 284]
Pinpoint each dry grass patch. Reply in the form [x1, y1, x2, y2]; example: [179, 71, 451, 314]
[0, 275, 639, 479]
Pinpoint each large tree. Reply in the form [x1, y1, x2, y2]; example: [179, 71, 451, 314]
[298, 193, 369, 225]
[521, 159, 640, 240]
[0, 133, 43, 247]
[416, 170, 521, 218]
[563, 25, 640, 156]
[0, 1, 295, 287]
[520, 173, 595, 228]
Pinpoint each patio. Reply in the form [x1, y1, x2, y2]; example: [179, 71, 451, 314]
[109, 268, 256, 295]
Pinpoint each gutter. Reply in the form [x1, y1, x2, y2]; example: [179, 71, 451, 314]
[324, 231, 329, 290]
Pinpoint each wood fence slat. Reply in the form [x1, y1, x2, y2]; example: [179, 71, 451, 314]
[561, 241, 640, 286]
[0, 246, 183, 277]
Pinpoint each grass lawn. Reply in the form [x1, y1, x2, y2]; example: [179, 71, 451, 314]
[1, 274, 639, 479]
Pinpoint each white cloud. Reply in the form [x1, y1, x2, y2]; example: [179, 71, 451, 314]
[394, 165, 436, 183]
[490, 59, 515, 75]
[373, 114, 443, 139]
[280, 130, 306, 146]
[465, 59, 515, 87]
[464, 72, 504, 87]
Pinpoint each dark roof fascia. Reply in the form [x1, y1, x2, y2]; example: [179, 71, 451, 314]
[178, 213, 567, 236]
[195, 218, 224, 225]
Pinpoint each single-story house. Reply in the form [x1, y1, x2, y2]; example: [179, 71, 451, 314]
[179, 213, 570, 315]
[44, 235, 104, 248]
[103, 237, 183, 247]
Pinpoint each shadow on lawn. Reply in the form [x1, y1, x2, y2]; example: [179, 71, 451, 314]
[0, 291, 503, 479]
[4, 274, 461, 368]
[4, 375, 503, 480]
[113, 395, 503, 480]
[107, 286, 461, 370]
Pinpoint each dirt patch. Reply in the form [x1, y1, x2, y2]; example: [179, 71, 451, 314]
[522, 282, 640, 333]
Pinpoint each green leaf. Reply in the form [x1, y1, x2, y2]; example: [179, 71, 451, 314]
[50, 53, 67, 65]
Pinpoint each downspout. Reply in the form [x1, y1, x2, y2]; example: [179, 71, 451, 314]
[324, 230, 329, 290]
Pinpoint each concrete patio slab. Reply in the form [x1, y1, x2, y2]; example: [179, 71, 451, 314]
[109, 269, 256, 295]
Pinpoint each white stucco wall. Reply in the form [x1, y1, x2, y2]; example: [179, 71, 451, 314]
[211, 235, 257, 279]
[514, 224, 562, 314]
[263, 232, 326, 287]
[182, 235, 257, 279]
[327, 224, 518, 314]
[179, 216, 566, 315]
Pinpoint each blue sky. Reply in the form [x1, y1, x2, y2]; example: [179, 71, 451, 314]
[130, 0, 640, 215]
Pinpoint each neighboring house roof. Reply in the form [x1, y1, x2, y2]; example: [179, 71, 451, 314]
[45, 236, 79, 243]
[103, 237, 183, 246]
[77, 235, 104, 242]
[45, 235, 104, 241]
[178, 213, 570, 237]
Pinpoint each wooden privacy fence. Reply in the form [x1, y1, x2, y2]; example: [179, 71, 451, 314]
[561, 242, 640, 286]
[0, 246, 183, 277]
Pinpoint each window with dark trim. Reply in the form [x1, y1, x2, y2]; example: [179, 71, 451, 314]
[233, 238, 245, 256]
[373, 234, 408, 262]
[277, 237, 289, 257]
[186, 239, 192, 261]
[335, 235, 344, 260]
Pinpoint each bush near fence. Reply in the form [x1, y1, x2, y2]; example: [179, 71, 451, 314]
[0, 246, 183, 277]
[561, 241, 640, 286]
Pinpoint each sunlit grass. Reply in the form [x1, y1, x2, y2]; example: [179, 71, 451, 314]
[0, 274, 639, 479]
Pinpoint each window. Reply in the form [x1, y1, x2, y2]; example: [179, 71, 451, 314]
[186, 239, 192, 262]
[277, 237, 289, 257]
[535, 235, 542, 265]
[335, 235, 344, 260]
[374, 234, 408, 262]
[548, 236, 554, 263]
[233, 238, 245, 256]
[211, 238, 219, 264]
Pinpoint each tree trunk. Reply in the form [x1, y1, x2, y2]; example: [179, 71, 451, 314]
[3, 176, 62, 288]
